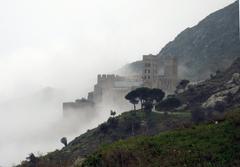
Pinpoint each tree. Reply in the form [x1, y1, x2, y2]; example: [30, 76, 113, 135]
[60, 137, 68, 147]
[125, 90, 139, 110]
[143, 100, 154, 113]
[110, 110, 116, 117]
[134, 87, 151, 109]
[150, 89, 165, 103]
[157, 97, 181, 111]
[137, 87, 151, 101]
[26, 153, 38, 167]
[126, 87, 165, 112]
[130, 99, 139, 110]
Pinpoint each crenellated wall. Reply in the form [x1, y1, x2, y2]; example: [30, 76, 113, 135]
[63, 55, 179, 117]
[63, 98, 95, 117]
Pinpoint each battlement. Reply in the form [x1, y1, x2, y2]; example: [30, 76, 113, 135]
[143, 54, 158, 61]
[97, 74, 122, 83]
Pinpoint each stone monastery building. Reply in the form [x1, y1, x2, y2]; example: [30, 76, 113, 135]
[63, 55, 178, 116]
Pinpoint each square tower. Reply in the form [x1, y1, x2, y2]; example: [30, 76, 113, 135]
[164, 57, 178, 79]
[142, 54, 158, 88]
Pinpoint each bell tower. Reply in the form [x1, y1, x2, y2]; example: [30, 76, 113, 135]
[142, 54, 158, 88]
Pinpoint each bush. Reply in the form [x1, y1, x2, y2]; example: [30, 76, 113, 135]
[226, 109, 240, 126]
[191, 108, 206, 123]
[157, 97, 181, 111]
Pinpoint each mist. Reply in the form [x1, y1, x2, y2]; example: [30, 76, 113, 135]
[0, 0, 235, 166]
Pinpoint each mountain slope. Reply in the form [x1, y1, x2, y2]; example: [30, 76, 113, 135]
[18, 57, 240, 167]
[159, 1, 240, 80]
[121, 1, 240, 80]
[178, 57, 240, 111]
[18, 111, 191, 167]
[82, 108, 240, 167]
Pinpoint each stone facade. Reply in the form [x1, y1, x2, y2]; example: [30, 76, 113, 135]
[63, 98, 94, 117]
[143, 55, 178, 93]
[91, 74, 142, 106]
[63, 55, 178, 116]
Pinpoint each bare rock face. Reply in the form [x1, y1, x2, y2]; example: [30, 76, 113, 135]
[121, 1, 240, 81]
[202, 86, 239, 109]
[202, 73, 240, 109]
[232, 73, 240, 85]
[159, 1, 240, 80]
[177, 57, 240, 112]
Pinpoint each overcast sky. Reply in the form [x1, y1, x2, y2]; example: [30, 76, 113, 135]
[0, 0, 236, 101]
[0, 0, 237, 166]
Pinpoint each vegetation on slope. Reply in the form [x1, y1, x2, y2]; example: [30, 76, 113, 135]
[82, 108, 240, 167]
[19, 110, 191, 167]
[177, 57, 240, 111]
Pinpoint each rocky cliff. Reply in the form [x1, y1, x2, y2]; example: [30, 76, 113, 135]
[121, 1, 240, 81]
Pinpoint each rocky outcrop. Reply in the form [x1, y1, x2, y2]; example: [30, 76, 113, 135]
[202, 73, 240, 109]
[178, 58, 240, 111]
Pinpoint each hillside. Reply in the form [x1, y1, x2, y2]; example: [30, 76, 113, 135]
[159, 1, 240, 80]
[18, 57, 240, 167]
[82, 107, 240, 167]
[18, 111, 191, 167]
[121, 1, 240, 80]
[177, 57, 240, 112]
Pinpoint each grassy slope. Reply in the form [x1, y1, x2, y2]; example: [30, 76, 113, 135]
[19, 111, 191, 167]
[82, 108, 240, 167]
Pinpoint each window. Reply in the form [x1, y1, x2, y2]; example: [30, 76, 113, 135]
[145, 63, 151, 67]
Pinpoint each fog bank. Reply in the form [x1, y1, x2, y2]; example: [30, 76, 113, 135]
[0, 0, 235, 166]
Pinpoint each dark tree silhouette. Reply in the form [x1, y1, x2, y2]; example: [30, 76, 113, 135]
[26, 153, 38, 167]
[150, 88, 165, 103]
[157, 97, 181, 111]
[110, 110, 116, 117]
[133, 87, 151, 109]
[143, 100, 154, 112]
[125, 89, 139, 110]
[126, 88, 165, 111]
[60, 137, 68, 147]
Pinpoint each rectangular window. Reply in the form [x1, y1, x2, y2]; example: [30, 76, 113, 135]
[145, 63, 151, 67]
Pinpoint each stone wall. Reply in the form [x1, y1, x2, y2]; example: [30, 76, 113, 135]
[142, 54, 178, 93]
[63, 98, 94, 117]
[63, 55, 179, 117]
